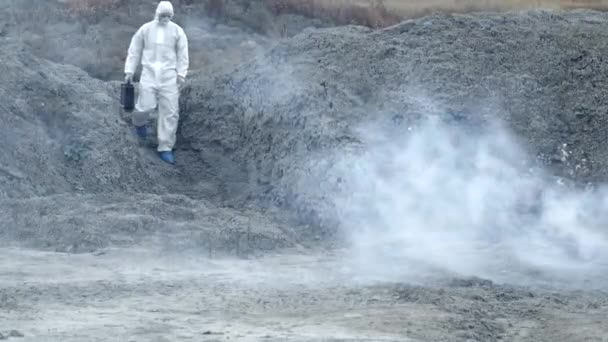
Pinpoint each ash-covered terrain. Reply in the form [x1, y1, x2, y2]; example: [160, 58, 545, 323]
[1, 1, 608, 341]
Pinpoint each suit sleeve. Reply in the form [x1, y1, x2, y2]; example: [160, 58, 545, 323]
[124, 26, 145, 75]
[176, 27, 189, 79]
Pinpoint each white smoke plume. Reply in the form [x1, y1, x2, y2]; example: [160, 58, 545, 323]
[329, 98, 608, 287]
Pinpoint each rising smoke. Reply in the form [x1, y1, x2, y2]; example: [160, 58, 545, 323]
[328, 98, 608, 287]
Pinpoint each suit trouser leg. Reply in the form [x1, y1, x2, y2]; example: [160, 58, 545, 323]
[156, 83, 180, 152]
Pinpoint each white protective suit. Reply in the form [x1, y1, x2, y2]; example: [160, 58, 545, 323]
[124, 1, 189, 152]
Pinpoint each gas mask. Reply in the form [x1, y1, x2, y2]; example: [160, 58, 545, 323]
[158, 13, 172, 25]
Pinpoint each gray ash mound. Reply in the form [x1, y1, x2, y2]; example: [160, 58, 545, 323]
[183, 10, 608, 235]
[3, 9, 608, 263]
[0, 43, 295, 253]
[0, 44, 157, 196]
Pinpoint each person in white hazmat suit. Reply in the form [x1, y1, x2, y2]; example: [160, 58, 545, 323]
[124, 1, 189, 165]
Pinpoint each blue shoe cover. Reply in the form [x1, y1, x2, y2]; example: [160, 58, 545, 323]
[135, 126, 147, 138]
[159, 151, 175, 165]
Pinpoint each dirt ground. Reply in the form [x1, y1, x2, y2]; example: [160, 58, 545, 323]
[2, 246, 608, 342]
